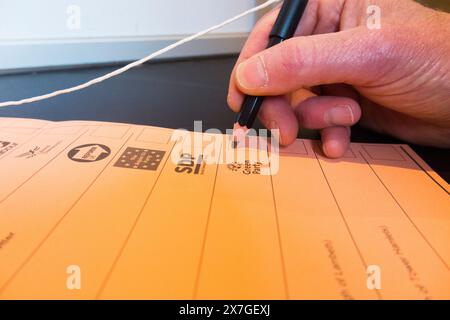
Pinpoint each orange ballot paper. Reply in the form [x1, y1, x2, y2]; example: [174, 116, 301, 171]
[0, 117, 448, 300]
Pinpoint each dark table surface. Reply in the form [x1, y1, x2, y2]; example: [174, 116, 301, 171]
[0, 55, 448, 182]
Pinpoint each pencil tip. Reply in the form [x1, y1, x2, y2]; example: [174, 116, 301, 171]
[232, 123, 249, 149]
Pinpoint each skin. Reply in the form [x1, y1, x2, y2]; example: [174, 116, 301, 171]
[228, 0, 450, 158]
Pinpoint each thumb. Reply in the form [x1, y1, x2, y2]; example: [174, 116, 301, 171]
[235, 27, 400, 96]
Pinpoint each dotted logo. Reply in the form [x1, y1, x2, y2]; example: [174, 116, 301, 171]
[114, 147, 165, 171]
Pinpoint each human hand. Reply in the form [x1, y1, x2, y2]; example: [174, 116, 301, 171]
[228, 0, 450, 158]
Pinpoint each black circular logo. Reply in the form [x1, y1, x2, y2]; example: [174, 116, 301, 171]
[68, 144, 111, 163]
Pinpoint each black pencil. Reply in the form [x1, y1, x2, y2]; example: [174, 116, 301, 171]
[232, 0, 309, 147]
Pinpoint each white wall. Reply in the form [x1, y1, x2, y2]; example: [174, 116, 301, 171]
[0, 0, 264, 72]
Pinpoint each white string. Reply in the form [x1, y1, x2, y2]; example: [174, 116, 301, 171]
[0, 0, 281, 108]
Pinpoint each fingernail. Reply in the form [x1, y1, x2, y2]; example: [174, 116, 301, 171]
[268, 120, 282, 145]
[325, 105, 354, 126]
[236, 56, 268, 89]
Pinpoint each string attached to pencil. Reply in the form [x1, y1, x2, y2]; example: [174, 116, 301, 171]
[0, 0, 281, 108]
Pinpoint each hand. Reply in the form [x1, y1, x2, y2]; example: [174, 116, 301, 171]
[228, 0, 450, 158]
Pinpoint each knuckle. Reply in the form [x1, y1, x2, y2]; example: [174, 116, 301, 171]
[343, 27, 410, 85]
[362, 28, 411, 72]
[278, 39, 305, 74]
